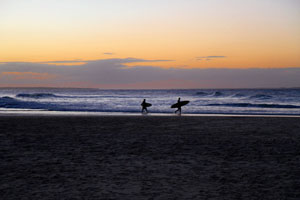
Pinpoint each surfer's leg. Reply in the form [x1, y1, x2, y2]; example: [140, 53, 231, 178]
[145, 108, 148, 113]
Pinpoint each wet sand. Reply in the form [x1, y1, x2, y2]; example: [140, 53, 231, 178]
[1, 116, 300, 199]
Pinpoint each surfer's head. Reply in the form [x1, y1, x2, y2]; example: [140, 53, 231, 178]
[178, 97, 181, 102]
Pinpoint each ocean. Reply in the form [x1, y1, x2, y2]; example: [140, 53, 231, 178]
[0, 88, 300, 115]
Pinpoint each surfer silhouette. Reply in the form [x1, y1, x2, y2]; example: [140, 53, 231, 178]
[171, 97, 190, 114]
[141, 99, 152, 113]
[175, 98, 182, 114]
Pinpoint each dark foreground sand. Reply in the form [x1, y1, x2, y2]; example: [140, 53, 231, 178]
[1, 116, 300, 200]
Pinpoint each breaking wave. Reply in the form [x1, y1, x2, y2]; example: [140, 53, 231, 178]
[0, 96, 45, 109]
[207, 103, 300, 109]
[249, 94, 273, 99]
[232, 93, 246, 97]
[16, 93, 58, 99]
[195, 92, 210, 96]
[212, 91, 224, 97]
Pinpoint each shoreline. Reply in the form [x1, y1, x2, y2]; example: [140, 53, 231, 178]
[1, 109, 300, 118]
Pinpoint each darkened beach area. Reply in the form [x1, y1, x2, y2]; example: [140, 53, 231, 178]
[1, 115, 300, 199]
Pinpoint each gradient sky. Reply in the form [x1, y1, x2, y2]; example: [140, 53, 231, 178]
[0, 0, 300, 88]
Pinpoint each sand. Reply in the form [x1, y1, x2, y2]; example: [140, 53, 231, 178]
[1, 115, 300, 199]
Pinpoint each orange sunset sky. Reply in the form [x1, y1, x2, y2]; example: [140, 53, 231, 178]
[0, 0, 300, 88]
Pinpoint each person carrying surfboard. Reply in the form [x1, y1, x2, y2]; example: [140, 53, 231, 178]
[175, 98, 182, 113]
[171, 97, 190, 114]
[141, 99, 152, 113]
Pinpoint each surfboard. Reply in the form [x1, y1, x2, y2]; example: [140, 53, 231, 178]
[171, 101, 189, 108]
[141, 102, 152, 107]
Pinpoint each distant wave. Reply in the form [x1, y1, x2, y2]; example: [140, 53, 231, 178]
[207, 103, 300, 109]
[0, 96, 46, 109]
[16, 93, 58, 99]
[0, 96, 15, 102]
[249, 94, 273, 99]
[195, 92, 209, 96]
[213, 91, 224, 97]
[232, 93, 246, 97]
[0, 96, 141, 113]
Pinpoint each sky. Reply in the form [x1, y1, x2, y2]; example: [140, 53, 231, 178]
[0, 0, 300, 88]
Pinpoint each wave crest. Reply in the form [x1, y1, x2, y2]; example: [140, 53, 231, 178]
[0, 96, 45, 109]
[249, 94, 273, 99]
[16, 93, 58, 99]
[195, 92, 209, 96]
[207, 103, 300, 109]
[232, 93, 245, 97]
[213, 91, 224, 97]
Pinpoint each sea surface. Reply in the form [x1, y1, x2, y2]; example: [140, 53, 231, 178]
[0, 88, 300, 115]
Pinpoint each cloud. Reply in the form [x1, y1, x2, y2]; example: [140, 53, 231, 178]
[0, 58, 299, 89]
[39, 60, 86, 64]
[197, 56, 226, 61]
[103, 52, 114, 55]
[31, 58, 173, 65]
[1, 72, 55, 80]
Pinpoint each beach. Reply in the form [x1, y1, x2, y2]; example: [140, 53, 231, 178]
[1, 115, 300, 199]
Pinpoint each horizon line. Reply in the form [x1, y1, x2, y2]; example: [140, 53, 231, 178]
[0, 86, 299, 90]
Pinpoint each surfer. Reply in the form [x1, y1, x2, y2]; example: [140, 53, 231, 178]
[141, 99, 151, 113]
[171, 97, 189, 114]
[175, 98, 182, 114]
